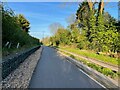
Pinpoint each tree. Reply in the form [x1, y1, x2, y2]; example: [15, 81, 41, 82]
[55, 28, 71, 45]
[17, 14, 30, 33]
[48, 1, 119, 57]
[98, 0, 104, 15]
[87, 0, 93, 10]
[2, 4, 39, 50]
[66, 14, 76, 25]
[76, 1, 97, 40]
[69, 24, 80, 43]
[76, 1, 89, 27]
[49, 22, 64, 35]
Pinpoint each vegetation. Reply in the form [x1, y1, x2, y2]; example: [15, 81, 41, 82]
[44, 1, 119, 59]
[60, 50, 119, 79]
[2, 4, 40, 57]
[42, 1, 119, 78]
[17, 14, 30, 33]
[59, 47, 119, 65]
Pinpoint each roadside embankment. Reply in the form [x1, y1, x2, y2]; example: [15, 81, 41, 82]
[58, 51, 118, 88]
[2, 46, 43, 88]
[59, 49, 118, 72]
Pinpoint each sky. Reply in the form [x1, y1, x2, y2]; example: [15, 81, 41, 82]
[6, 2, 118, 39]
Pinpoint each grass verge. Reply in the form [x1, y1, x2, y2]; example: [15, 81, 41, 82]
[59, 47, 119, 66]
[60, 50, 119, 80]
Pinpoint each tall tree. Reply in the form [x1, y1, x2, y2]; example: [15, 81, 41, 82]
[98, 0, 104, 15]
[87, 0, 93, 10]
[76, 1, 97, 43]
[17, 14, 30, 33]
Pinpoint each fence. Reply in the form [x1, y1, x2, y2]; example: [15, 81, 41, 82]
[2, 46, 40, 79]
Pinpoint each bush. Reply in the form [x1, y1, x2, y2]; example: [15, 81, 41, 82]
[77, 41, 85, 50]
[2, 5, 40, 56]
[56, 40, 60, 46]
[102, 68, 112, 76]
[87, 63, 118, 78]
[70, 55, 75, 59]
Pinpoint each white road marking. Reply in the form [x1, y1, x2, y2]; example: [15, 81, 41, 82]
[59, 51, 107, 89]
[66, 58, 107, 88]
[78, 68, 107, 89]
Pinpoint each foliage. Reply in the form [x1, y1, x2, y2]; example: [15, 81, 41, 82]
[60, 47, 118, 65]
[50, 28, 72, 46]
[77, 41, 85, 50]
[2, 4, 40, 57]
[17, 14, 30, 33]
[44, 1, 119, 59]
[61, 50, 118, 79]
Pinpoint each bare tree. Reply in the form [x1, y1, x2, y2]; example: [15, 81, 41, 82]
[66, 14, 76, 25]
[49, 22, 64, 35]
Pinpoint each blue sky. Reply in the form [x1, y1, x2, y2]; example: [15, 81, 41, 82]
[7, 2, 118, 39]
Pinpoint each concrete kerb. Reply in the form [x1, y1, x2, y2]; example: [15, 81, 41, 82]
[57, 50, 118, 88]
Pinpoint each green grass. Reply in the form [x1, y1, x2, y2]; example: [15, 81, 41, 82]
[60, 51, 119, 79]
[59, 47, 119, 65]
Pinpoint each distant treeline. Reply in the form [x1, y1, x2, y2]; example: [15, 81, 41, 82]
[2, 4, 40, 50]
[45, 1, 120, 55]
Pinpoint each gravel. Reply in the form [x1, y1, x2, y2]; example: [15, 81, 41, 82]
[2, 46, 43, 88]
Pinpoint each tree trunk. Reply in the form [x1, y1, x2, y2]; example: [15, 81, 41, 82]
[87, 0, 93, 11]
[98, 0, 104, 15]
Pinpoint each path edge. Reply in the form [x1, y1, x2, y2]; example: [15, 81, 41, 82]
[2, 46, 43, 88]
[53, 47, 118, 89]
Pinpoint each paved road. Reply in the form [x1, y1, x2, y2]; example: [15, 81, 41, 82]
[29, 46, 104, 88]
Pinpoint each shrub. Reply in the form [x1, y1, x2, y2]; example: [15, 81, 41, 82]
[77, 41, 85, 50]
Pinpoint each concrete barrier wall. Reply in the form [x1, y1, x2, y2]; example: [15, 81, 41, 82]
[2, 46, 40, 79]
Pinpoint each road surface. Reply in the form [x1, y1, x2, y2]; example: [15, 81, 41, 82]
[29, 46, 104, 88]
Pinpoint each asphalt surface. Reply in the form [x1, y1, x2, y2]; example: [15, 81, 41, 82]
[29, 46, 104, 88]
